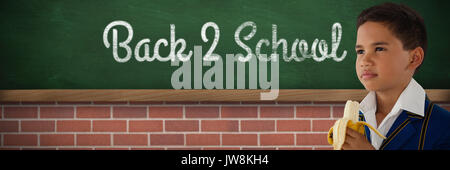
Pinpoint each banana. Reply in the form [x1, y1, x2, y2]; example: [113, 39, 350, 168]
[328, 100, 386, 150]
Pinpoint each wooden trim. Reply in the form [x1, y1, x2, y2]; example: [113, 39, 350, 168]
[0, 89, 448, 102]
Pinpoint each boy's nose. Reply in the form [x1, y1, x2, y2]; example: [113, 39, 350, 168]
[360, 53, 374, 67]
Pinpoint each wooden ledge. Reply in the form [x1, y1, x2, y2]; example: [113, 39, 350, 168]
[0, 89, 448, 102]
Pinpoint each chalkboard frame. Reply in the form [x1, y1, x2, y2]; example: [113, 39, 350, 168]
[0, 89, 448, 102]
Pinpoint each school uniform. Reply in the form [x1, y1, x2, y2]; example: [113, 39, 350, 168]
[358, 78, 450, 150]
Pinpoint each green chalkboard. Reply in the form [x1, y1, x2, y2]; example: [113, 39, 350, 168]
[1, 0, 449, 89]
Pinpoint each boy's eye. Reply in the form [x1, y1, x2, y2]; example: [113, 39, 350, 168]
[356, 50, 365, 55]
[375, 47, 385, 51]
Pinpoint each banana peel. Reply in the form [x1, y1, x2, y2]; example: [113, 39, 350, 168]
[327, 100, 386, 150]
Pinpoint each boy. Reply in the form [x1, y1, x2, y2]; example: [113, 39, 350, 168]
[342, 3, 450, 150]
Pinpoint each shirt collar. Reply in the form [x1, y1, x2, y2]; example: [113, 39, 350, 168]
[360, 91, 376, 115]
[396, 78, 426, 117]
[359, 78, 425, 117]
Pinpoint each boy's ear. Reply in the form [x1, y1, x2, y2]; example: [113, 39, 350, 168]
[408, 46, 424, 70]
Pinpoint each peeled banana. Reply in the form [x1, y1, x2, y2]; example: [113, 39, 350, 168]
[328, 100, 386, 150]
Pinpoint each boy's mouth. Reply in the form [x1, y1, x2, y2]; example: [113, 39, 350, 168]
[361, 71, 378, 80]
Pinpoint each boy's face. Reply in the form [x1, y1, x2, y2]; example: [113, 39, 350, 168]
[355, 21, 414, 92]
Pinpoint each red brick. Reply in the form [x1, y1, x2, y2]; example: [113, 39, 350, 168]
[57, 120, 91, 132]
[315, 146, 334, 150]
[185, 107, 219, 118]
[58, 148, 93, 150]
[332, 106, 344, 118]
[114, 134, 148, 146]
[201, 120, 238, 132]
[129, 120, 163, 132]
[260, 134, 295, 146]
[77, 134, 111, 146]
[203, 147, 241, 150]
[0, 121, 19, 132]
[221, 106, 257, 118]
[76, 106, 110, 118]
[186, 134, 220, 146]
[260, 106, 294, 118]
[165, 120, 198, 132]
[22, 148, 57, 150]
[0, 148, 21, 150]
[113, 106, 147, 118]
[21, 121, 55, 132]
[148, 107, 182, 118]
[4, 107, 37, 119]
[130, 147, 165, 150]
[277, 120, 310, 131]
[222, 134, 257, 146]
[296, 106, 330, 118]
[40, 107, 74, 119]
[166, 147, 201, 150]
[4, 134, 37, 146]
[241, 120, 274, 132]
[94, 147, 129, 150]
[278, 147, 313, 150]
[93, 120, 126, 132]
[40, 134, 74, 146]
[296, 134, 329, 145]
[312, 120, 336, 132]
[150, 134, 184, 145]
[242, 147, 276, 150]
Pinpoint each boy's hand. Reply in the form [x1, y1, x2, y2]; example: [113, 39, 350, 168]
[341, 128, 375, 150]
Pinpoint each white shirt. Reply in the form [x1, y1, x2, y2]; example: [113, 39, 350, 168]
[359, 78, 425, 150]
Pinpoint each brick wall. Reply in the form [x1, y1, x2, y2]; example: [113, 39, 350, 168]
[1, 101, 447, 150]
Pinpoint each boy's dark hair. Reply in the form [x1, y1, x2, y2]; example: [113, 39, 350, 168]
[357, 3, 427, 73]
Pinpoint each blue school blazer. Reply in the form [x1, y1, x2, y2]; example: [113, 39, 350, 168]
[359, 97, 450, 150]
